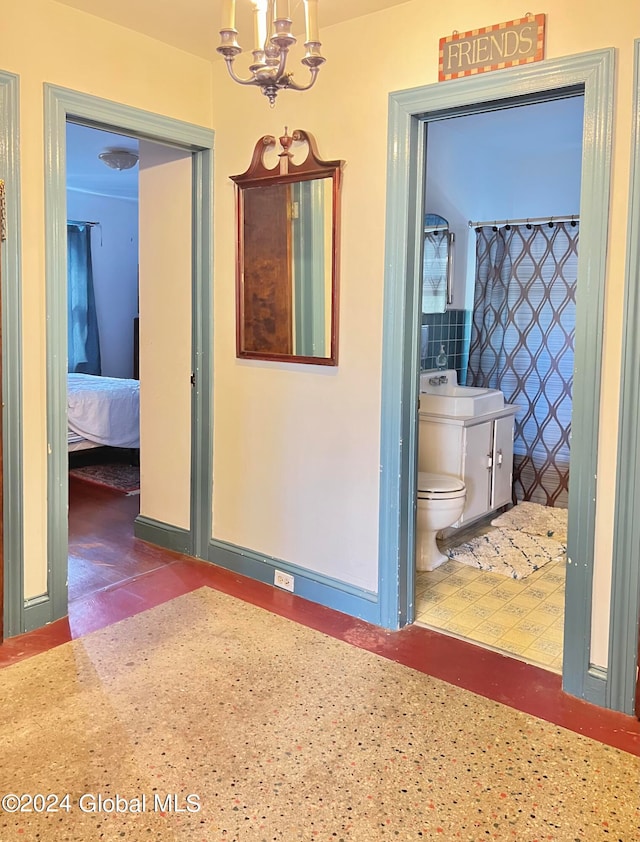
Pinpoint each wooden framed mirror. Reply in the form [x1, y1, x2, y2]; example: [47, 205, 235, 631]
[231, 129, 343, 365]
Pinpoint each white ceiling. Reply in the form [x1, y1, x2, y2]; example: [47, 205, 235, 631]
[55, 0, 410, 61]
[67, 123, 139, 201]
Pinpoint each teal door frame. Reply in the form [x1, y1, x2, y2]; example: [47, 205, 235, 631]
[0, 70, 24, 638]
[608, 39, 640, 715]
[379, 50, 621, 708]
[33, 85, 214, 632]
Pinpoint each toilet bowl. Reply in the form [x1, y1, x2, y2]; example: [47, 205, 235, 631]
[416, 472, 466, 572]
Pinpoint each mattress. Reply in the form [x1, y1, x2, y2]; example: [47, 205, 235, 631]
[68, 373, 140, 449]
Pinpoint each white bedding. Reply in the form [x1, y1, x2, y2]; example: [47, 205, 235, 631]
[68, 373, 140, 449]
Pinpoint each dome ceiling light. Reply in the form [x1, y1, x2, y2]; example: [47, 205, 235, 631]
[98, 149, 139, 171]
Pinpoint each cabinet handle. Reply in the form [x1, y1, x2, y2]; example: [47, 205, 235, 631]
[497, 448, 503, 467]
[486, 454, 493, 470]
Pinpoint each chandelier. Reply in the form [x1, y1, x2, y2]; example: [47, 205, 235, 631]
[217, 0, 325, 106]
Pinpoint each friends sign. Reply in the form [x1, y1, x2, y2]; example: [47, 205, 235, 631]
[439, 15, 546, 81]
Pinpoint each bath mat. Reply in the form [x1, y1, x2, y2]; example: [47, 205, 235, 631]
[446, 527, 566, 579]
[491, 501, 568, 544]
[69, 462, 140, 494]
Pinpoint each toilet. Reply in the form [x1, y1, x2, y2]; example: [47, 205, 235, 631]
[416, 472, 466, 572]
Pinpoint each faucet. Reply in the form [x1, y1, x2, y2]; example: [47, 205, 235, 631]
[428, 374, 449, 386]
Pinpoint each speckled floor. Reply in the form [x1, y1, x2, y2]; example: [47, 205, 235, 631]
[1, 587, 638, 841]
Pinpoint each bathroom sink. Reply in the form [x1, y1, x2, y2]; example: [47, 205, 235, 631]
[419, 369, 504, 417]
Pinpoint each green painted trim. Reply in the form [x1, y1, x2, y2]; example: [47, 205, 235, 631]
[190, 148, 214, 560]
[607, 39, 640, 715]
[378, 99, 424, 630]
[44, 86, 71, 624]
[209, 538, 380, 624]
[23, 595, 54, 633]
[584, 666, 608, 709]
[0, 70, 24, 638]
[134, 515, 192, 555]
[56, 85, 214, 150]
[44, 84, 214, 627]
[560, 51, 614, 703]
[381, 50, 614, 709]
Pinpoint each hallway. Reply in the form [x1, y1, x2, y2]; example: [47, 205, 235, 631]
[0, 488, 638, 839]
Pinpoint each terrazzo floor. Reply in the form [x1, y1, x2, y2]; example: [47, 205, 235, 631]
[1, 587, 638, 841]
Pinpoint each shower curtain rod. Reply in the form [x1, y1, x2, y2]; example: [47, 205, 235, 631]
[468, 214, 579, 229]
[67, 219, 100, 227]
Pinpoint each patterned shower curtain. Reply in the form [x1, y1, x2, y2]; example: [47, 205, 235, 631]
[467, 222, 579, 507]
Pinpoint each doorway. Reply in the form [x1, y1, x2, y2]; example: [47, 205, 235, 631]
[414, 97, 583, 673]
[378, 50, 614, 705]
[42, 86, 214, 630]
[65, 121, 147, 605]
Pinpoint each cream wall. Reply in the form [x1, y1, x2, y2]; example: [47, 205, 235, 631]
[211, 1, 639, 661]
[2, 0, 212, 597]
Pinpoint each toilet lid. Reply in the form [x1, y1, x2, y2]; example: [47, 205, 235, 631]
[417, 471, 465, 494]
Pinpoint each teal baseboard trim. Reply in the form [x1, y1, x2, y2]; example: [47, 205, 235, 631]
[583, 666, 608, 708]
[134, 515, 193, 556]
[208, 538, 380, 625]
[23, 595, 54, 634]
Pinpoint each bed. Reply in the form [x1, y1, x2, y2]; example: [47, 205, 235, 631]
[68, 373, 140, 452]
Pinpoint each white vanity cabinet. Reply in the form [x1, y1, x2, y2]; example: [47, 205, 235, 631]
[418, 406, 517, 527]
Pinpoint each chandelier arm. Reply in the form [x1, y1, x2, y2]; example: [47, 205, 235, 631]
[281, 67, 320, 92]
[223, 59, 263, 87]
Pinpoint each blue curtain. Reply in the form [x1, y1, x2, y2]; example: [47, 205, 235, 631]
[67, 223, 101, 375]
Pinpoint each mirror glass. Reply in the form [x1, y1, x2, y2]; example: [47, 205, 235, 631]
[232, 130, 342, 365]
[422, 213, 454, 315]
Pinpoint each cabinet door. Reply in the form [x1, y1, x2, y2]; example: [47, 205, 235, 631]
[491, 415, 515, 509]
[459, 422, 492, 524]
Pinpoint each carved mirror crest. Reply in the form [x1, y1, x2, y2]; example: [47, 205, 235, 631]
[231, 129, 343, 365]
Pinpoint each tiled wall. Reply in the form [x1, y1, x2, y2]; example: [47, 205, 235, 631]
[420, 310, 472, 383]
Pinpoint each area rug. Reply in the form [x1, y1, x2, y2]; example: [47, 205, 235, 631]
[1, 589, 638, 840]
[446, 527, 566, 579]
[491, 500, 568, 543]
[69, 462, 140, 494]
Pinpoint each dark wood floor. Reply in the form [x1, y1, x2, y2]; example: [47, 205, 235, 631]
[1, 478, 639, 756]
[68, 475, 169, 602]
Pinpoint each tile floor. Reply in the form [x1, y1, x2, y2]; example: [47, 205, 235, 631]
[415, 531, 566, 672]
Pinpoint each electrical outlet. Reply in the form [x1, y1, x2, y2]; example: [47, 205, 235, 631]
[274, 570, 294, 592]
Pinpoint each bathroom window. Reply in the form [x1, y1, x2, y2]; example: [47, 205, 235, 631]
[421, 213, 452, 315]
